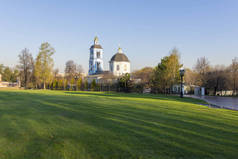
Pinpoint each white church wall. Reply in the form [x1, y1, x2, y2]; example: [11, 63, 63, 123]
[89, 48, 104, 75]
[93, 48, 103, 59]
[111, 61, 130, 76]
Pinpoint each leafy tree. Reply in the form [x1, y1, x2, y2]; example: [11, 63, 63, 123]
[0, 64, 4, 75]
[1, 67, 18, 82]
[167, 48, 182, 87]
[151, 48, 182, 94]
[52, 79, 58, 90]
[133, 83, 145, 93]
[84, 80, 89, 91]
[18, 48, 34, 89]
[77, 77, 83, 91]
[70, 78, 75, 91]
[34, 42, 55, 89]
[63, 79, 67, 90]
[118, 73, 132, 92]
[2, 67, 12, 81]
[11, 69, 19, 82]
[151, 56, 169, 93]
[58, 79, 63, 90]
[53, 68, 59, 78]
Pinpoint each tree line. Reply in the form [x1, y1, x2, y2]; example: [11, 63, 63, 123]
[131, 54, 238, 96]
[185, 57, 238, 96]
[1, 44, 238, 96]
[17, 42, 56, 89]
[0, 42, 82, 90]
[16, 42, 88, 90]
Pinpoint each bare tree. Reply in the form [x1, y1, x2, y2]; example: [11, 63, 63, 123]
[65, 60, 77, 80]
[206, 65, 229, 96]
[194, 57, 210, 86]
[184, 68, 198, 86]
[77, 65, 84, 75]
[18, 48, 34, 89]
[65, 60, 83, 79]
[131, 67, 153, 83]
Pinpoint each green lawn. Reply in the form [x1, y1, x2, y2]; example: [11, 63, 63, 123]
[0, 90, 237, 159]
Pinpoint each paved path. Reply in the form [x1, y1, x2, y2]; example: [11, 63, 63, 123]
[186, 95, 238, 110]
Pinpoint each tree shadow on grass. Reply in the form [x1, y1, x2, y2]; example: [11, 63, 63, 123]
[64, 91, 207, 105]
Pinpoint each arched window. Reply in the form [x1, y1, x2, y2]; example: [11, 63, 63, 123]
[117, 65, 120, 71]
[97, 52, 100, 58]
[97, 62, 101, 71]
[90, 61, 93, 71]
[110, 63, 113, 72]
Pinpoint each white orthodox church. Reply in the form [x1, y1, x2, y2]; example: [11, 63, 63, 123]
[88, 37, 130, 79]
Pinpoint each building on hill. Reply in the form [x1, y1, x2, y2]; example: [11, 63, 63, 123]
[87, 37, 131, 84]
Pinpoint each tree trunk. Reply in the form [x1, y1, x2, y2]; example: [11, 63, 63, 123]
[43, 81, 46, 90]
[24, 73, 27, 89]
[234, 80, 236, 96]
[214, 87, 217, 96]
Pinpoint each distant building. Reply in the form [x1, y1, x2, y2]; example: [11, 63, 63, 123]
[0, 74, 20, 88]
[172, 84, 188, 95]
[172, 84, 205, 96]
[87, 37, 131, 83]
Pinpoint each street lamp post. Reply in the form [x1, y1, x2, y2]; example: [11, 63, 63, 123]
[179, 68, 185, 98]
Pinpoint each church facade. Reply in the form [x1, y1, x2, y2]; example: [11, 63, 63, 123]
[88, 37, 131, 78]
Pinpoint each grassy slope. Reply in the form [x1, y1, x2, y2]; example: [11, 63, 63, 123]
[0, 90, 237, 159]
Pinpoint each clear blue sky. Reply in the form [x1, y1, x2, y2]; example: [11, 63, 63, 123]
[0, 0, 237, 73]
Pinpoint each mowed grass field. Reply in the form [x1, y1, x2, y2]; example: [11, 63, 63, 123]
[0, 90, 237, 159]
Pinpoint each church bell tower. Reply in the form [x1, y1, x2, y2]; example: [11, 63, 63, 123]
[89, 36, 104, 75]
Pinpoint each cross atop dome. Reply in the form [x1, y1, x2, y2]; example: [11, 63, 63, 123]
[118, 47, 123, 54]
[94, 36, 99, 45]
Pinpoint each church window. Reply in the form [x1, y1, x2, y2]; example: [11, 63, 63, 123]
[124, 64, 127, 71]
[97, 62, 101, 71]
[97, 52, 101, 58]
[110, 63, 113, 72]
[89, 61, 93, 71]
[117, 65, 120, 71]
